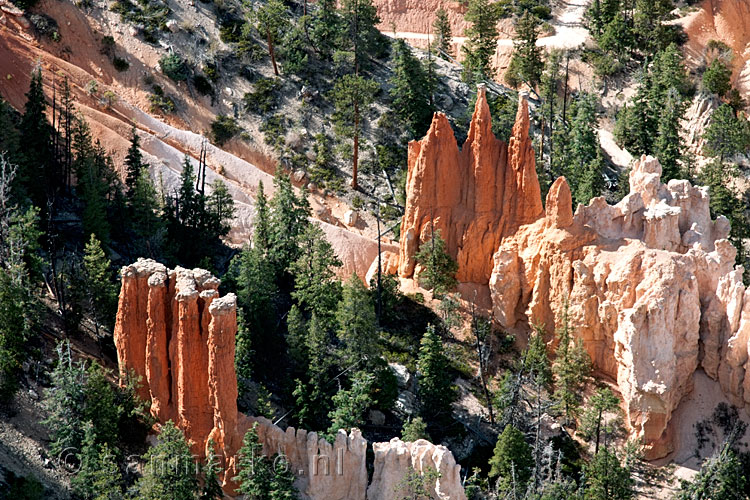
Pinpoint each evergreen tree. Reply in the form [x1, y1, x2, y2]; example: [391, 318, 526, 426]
[234, 423, 298, 500]
[583, 448, 634, 500]
[597, 11, 633, 61]
[200, 440, 224, 500]
[568, 92, 604, 204]
[71, 422, 124, 500]
[339, 0, 382, 69]
[389, 40, 433, 137]
[290, 223, 342, 322]
[702, 59, 732, 97]
[19, 67, 54, 207]
[401, 416, 431, 442]
[293, 312, 334, 430]
[462, 0, 500, 81]
[130, 167, 165, 258]
[124, 125, 146, 198]
[43, 340, 88, 456]
[336, 273, 378, 367]
[326, 370, 375, 438]
[206, 179, 236, 239]
[0, 100, 21, 169]
[82, 362, 122, 447]
[579, 387, 621, 455]
[414, 229, 458, 296]
[433, 8, 453, 58]
[703, 104, 750, 162]
[551, 303, 591, 426]
[676, 440, 747, 500]
[417, 324, 455, 424]
[310, 0, 342, 60]
[329, 74, 379, 189]
[255, 0, 287, 76]
[488, 425, 533, 492]
[507, 10, 544, 88]
[269, 170, 311, 273]
[135, 421, 199, 500]
[654, 88, 685, 182]
[83, 234, 118, 334]
[0, 269, 36, 402]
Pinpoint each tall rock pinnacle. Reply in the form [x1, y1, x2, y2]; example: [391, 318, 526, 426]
[398, 85, 543, 284]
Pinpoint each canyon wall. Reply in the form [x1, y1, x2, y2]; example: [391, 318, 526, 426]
[393, 87, 750, 459]
[399, 86, 543, 285]
[113, 259, 466, 499]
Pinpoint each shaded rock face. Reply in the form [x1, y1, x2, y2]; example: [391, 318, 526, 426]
[113, 259, 466, 499]
[490, 157, 744, 459]
[398, 86, 543, 284]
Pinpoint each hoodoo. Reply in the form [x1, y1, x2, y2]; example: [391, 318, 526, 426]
[391, 89, 750, 459]
[399, 86, 543, 285]
[113, 259, 467, 499]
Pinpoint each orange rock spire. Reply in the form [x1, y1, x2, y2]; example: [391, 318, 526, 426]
[398, 86, 543, 284]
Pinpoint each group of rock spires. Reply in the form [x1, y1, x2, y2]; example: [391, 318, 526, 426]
[113, 260, 466, 499]
[389, 85, 750, 459]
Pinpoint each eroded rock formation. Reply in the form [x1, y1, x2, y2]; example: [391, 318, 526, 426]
[113, 259, 466, 499]
[392, 87, 750, 458]
[399, 86, 543, 284]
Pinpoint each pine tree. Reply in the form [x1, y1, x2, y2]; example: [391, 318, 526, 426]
[676, 440, 747, 500]
[234, 423, 272, 499]
[580, 387, 621, 455]
[83, 234, 118, 335]
[339, 0, 382, 69]
[568, 92, 603, 204]
[290, 223, 342, 322]
[462, 0, 500, 81]
[200, 440, 224, 500]
[0, 269, 35, 402]
[583, 448, 634, 499]
[329, 74, 379, 189]
[401, 416, 431, 442]
[489, 425, 533, 492]
[326, 370, 375, 438]
[433, 8, 453, 58]
[255, 0, 287, 76]
[269, 170, 311, 273]
[130, 167, 165, 258]
[507, 10, 544, 88]
[43, 341, 88, 456]
[82, 362, 122, 447]
[254, 181, 271, 253]
[551, 303, 591, 426]
[135, 421, 199, 500]
[336, 273, 378, 367]
[654, 88, 684, 182]
[72, 422, 124, 500]
[124, 125, 146, 198]
[389, 40, 433, 137]
[206, 179, 236, 239]
[414, 229, 458, 296]
[703, 104, 750, 162]
[19, 67, 54, 207]
[310, 0, 342, 60]
[417, 324, 454, 423]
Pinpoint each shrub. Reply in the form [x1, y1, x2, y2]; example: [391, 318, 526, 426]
[148, 85, 176, 113]
[203, 62, 219, 82]
[113, 56, 130, 72]
[703, 58, 732, 97]
[100, 90, 117, 108]
[85, 80, 98, 95]
[9, 0, 39, 10]
[159, 53, 189, 81]
[260, 114, 287, 149]
[111, 0, 170, 44]
[29, 14, 60, 40]
[242, 77, 280, 114]
[193, 74, 213, 96]
[210, 114, 240, 145]
[100, 35, 115, 57]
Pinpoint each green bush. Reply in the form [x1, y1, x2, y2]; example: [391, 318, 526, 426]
[210, 114, 240, 145]
[203, 62, 219, 82]
[111, 0, 170, 44]
[260, 114, 287, 150]
[703, 58, 732, 97]
[148, 85, 176, 113]
[159, 53, 189, 81]
[243, 77, 280, 114]
[10, 0, 39, 10]
[113, 56, 130, 72]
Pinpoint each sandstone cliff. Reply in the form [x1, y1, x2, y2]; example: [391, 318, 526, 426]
[398, 86, 543, 285]
[113, 259, 466, 499]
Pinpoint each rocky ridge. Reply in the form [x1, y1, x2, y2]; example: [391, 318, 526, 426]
[113, 259, 466, 499]
[390, 86, 750, 459]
